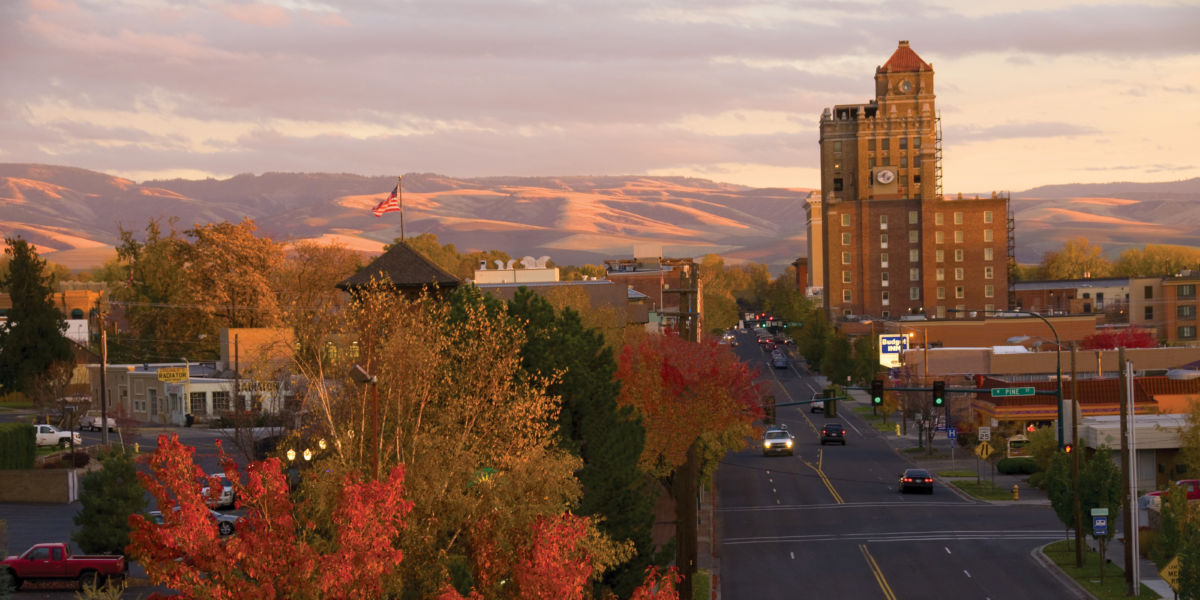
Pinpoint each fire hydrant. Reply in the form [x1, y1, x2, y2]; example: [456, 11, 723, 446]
[133, 442, 139, 454]
[1012, 484, 1020, 501]
[895, 424, 901, 437]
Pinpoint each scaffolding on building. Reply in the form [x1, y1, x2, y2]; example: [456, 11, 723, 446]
[1007, 192, 1017, 309]
[935, 111, 944, 200]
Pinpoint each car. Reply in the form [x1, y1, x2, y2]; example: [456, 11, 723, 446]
[761, 425, 795, 456]
[771, 352, 788, 369]
[81, 412, 118, 432]
[201, 473, 236, 509]
[820, 423, 846, 445]
[34, 424, 81, 448]
[899, 468, 934, 494]
[809, 396, 825, 413]
[149, 508, 240, 536]
[1142, 479, 1200, 509]
[1, 542, 125, 591]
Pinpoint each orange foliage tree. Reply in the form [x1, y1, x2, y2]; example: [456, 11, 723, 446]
[1079, 328, 1158, 350]
[127, 434, 412, 599]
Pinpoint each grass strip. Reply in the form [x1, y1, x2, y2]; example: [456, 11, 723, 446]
[1042, 540, 1160, 599]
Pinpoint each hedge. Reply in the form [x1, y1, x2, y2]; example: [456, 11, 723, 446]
[997, 457, 1038, 475]
[0, 422, 35, 469]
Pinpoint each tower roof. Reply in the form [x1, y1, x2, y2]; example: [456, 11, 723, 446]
[880, 40, 931, 72]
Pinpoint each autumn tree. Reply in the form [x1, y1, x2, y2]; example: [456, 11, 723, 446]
[1078, 328, 1158, 350]
[0, 237, 74, 396]
[395, 232, 510, 280]
[795, 302, 832, 369]
[273, 240, 363, 363]
[821, 333, 853, 385]
[183, 218, 284, 329]
[128, 434, 413, 599]
[1112, 244, 1200, 278]
[558, 263, 608, 281]
[507, 288, 661, 597]
[700, 254, 741, 333]
[849, 333, 880, 387]
[1038, 237, 1111, 280]
[762, 265, 811, 324]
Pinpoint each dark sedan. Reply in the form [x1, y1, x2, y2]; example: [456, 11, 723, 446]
[819, 423, 846, 445]
[899, 468, 934, 494]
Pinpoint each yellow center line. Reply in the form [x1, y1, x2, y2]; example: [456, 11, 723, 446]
[766, 360, 820, 435]
[859, 544, 898, 600]
[800, 454, 844, 504]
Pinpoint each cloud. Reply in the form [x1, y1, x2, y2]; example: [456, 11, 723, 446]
[949, 122, 1102, 143]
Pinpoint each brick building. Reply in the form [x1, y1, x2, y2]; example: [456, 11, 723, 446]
[807, 41, 1011, 320]
[1162, 273, 1200, 344]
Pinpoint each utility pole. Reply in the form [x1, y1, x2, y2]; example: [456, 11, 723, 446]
[1071, 343, 1082, 568]
[99, 307, 109, 446]
[1118, 347, 1134, 596]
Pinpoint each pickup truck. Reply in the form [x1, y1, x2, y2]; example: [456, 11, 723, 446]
[1, 542, 125, 591]
[81, 412, 118, 432]
[34, 424, 82, 448]
[1142, 479, 1200, 509]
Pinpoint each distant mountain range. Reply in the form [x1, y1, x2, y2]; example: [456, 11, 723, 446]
[2, 163, 1198, 274]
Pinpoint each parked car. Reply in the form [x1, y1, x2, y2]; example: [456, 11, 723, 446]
[819, 423, 846, 445]
[34, 424, 81, 448]
[1142, 479, 1200, 509]
[201, 473, 236, 509]
[899, 468, 934, 494]
[81, 412, 118, 432]
[149, 508, 239, 536]
[761, 425, 795, 456]
[1, 542, 125, 591]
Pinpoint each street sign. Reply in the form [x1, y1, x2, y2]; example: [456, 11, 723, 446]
[1092, 515, 1108, 537]
[979, 426, 992, 441]
[990, 386, 1036, 398]
[947, 427, 957, 440]
[975, 441, 995, 460]
[157, 366, 189, 383]
[1161, 556, 1181, 591]
[878, 334, 909, 368]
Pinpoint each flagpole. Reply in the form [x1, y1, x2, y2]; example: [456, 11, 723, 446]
[398, 175, 405, 242]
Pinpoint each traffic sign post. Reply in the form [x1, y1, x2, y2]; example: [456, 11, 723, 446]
[1091, 508, 1111, 583]
[1092, 515, 1107, 537]
[979, 426, 991, 441]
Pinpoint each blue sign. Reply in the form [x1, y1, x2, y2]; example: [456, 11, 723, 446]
[1092, 516, 1108, 537]
[947, 427, 957, 440]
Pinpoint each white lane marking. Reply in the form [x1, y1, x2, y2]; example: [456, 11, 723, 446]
[844, 420, 863, 436]
[945, 547, 952, 554]
[777, 499, 781, 505]
[790, 551, 795, 560]
[963, 570, 972, 578]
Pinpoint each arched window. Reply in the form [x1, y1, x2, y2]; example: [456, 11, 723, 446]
[71, 308, 84, 319]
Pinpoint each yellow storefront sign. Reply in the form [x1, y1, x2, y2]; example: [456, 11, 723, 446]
[157, 366, 189, 383]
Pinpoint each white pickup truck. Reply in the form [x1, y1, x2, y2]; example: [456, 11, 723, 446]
[81, 412, 117, 432]
[35, 424, 82, 448]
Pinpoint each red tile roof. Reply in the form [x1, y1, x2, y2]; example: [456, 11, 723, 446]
[881, 40, 931, 73]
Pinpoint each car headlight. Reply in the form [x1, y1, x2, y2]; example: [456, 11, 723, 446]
[785, 440, 793, 448]
[763, 440, 771, 448]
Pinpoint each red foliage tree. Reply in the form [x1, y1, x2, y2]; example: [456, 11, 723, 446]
[128, 434, 412, 599]
[1079, 328, 1158, 350]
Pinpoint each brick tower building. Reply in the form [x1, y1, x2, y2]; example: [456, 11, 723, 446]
[807, 41, 1010, 319]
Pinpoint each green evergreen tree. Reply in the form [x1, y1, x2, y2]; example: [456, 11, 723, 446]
[1079, 447, 1123, 542]
[849, 334, 879, 386]
[72, 449, 148, 555]
[506, 288, 659, 598]
[0, 238, 73, 395]
[1043, 451, 1075, 538]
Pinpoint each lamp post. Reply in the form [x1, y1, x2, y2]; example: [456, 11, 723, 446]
[350, 364, 379, 479]
[949, 308, 1064, 447]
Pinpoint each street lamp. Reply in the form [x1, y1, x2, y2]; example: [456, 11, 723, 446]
[350, 364, 379, 479]
[949, 308, 1064, 447]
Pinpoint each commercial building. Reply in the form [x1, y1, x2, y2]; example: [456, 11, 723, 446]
[808, 41, 1011, 320]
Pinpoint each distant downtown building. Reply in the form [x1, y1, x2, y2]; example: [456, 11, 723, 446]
[807, 41, 1012, 320]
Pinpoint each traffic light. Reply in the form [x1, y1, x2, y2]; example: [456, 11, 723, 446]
[870, 379, 884, 405]
[932, 380, 945, 407]
[1063, 444, 1073, 454]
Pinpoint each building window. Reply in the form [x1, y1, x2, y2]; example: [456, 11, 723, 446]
[936, 249, 944, 263]
[984, 248, 994, 261]
[842, 251, 852, 265]
[882, 138, 890, 151]
[956, 286, 965, 299]
[1145, 306, 1154, 320]
[909, 249, 919, 262]
[954, 212, 963, 225]
[985, 266, 994, 279]
[935, 231, 944, 244]
[834, 178, 844, 192]
[985, 285, 995, 298]
[909, 268, 920, 281]
[882, 291, 890, 305]
[869, 158, 876, 168]
[984, 229, 994, 242]
[880, 234, 888, 248]
[935, 212, 944, 226]
[841, 213, 851, 227]
[910, 287, 920, 300]
[213, 391, 230, 412]
[899, 137, 908, 150]
[954, 231, 964, 243]
[936, 268, 944, 281]
[900, 157, 908, 168]
[908, 210, 919, 224]
[833, 161, 842, 170]
[955, 268, 964, 281]
[914, 137, 921, 148]
[1145, 285, 1153, 299]
[954, 249, 964, 262]
[1179, 305, 1196, 320]
[881, 253, 889, 267]
[1181, 285, 1197, 299]
[882, 272, 890, 285]
[833, 141, 842, 153]
[843, 270, 852, 283]
[909, 230, 918, 243]
[984, 211, 993, 224]
[937, 287, 945, 300]
[914, 156, 922, 167]
[868, 139, 876, 151]
[190, 392, 206, 414]
[842, 233, 851, 245]
[880, 215, 889, 228]
[985, 304, 996, 313]
[843, 289, 853, 302]
[1180, 326, 1197, 340]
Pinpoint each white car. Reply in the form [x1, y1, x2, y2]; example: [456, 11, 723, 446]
[149, 508, 239, 536]
[809, 396, 825, 413]
[201, 473, 236, 509]
[34, 424, 82, 447]
[81, 412, 118, 432]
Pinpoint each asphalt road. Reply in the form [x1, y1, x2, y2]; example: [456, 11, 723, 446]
[717, 330, 1075, 599]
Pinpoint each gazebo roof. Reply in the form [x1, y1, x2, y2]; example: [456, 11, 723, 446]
[338, 242, 461, 291]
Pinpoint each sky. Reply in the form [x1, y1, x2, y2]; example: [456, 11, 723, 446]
[2, 0, 1198, 193]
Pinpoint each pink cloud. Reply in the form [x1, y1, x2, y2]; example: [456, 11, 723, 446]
[217, 2, 290, 28]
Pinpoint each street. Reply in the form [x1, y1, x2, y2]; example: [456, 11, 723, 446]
[717, 329, 1078, 599]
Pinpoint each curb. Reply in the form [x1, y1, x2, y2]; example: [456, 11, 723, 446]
[1032, 543, 1095, 600]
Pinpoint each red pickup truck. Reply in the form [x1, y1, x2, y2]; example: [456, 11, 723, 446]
[1, 542, 125, 590]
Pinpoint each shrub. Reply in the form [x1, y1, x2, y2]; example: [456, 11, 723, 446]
[1028, 471, 1046, 489]
[997, 457, 1037, 475]
[0, 423, 35, 469]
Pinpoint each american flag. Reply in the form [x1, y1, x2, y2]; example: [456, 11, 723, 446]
[372, 184, 400, 217]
